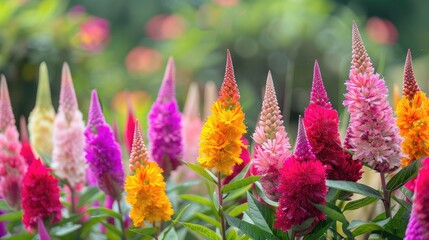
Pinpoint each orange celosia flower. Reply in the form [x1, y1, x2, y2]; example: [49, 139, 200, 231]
[396, 50, 429, 167]
[198, 50, 247, 175]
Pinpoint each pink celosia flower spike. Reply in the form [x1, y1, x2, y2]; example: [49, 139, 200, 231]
[275, 117, 327, 235]
[124, 97, 136, 154]
[52, 63, 86, 188]
[252, 72, 291, 201]
[182, 82, 202, 163]
[405, 158, 429, 239]
[310, 60, 331, 108]
[0, 76, 27, 210]
[343, 22, 403, 173]
[402, 49, 420, 100]
[0, 76, 15, 132]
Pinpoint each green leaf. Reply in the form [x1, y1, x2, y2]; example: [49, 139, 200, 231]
[228, 163, 252, 183]
[0, 200, 11, 211]
[183, 162, 217, 184]
[386, 159, 420, 192]
[102, 222, 122, 237]
[292, 217, 315, 232]
[51, 224, 82, 237]
[392, 195, 412, 211]
[195, 212, 221, 228]
[303, 219, 334, 240]
[160, 227, 179, 240]
[129, 227, 158, 236]
[77, 186, 104, 208]
[344, 197, 378, 211]
[2, 232, 34, 240]
[81, 215, 108, 237]
[227, 203, 248, 217]
[254, 181, 278, 207]
[0, 211, 22, 222]
[181, 222, 221, 240]
[222, 176, 260, 193]
[224, 184, 252, 202]
[326, 180, 383, 199]
[246, 192, 274, 233]
[87, 207, 122, 220]
[400, 186, 414, 200]
[348, 220, 383, 236]
[225, 215, 279, 240]
[173, 204, 190, 223]
[227, 228, 239, 240]
[313, 203, 348, 224]
[179, 194, 212, 207]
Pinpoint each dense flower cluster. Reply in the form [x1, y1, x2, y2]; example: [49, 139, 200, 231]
[85, 90, 125, 199]
[198, 50, 247, 175]
[343, 22, 403, 173]
[303, 61, 362, 181]
[148, 57, 183, 177]
[22, 159, 62, 231]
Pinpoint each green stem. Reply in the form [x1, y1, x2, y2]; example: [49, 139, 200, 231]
[380, 172, 391, 218]
[65, 181, 76, 214]
[117, 199, 128, 240]
[217, 172, 227, 240]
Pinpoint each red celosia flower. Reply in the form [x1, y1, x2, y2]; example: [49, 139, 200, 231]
[22, 159, 62, 231]
[124, 100, 136, 154]
[274, 118, 327, 235]
[20, 116, 36, 166]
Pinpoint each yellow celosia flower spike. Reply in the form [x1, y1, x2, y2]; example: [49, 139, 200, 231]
[124, 121, 173, 227]
[198, 50, 247, 175]
[396, 49, 429, 167]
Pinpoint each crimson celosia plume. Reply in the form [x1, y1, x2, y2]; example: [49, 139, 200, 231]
[20, 116, 36, 166]
[402, 49, 420, 100]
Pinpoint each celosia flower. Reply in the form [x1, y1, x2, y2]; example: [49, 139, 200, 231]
[275, 118, 327, 234]
[125, 122, 173, 227]
[224, 136, 250, 184]
[303, 60, 362, 181]
[85, 90, 125, 199]
[405, 158, 429, 239]
[20, 116, 37, 166]
[52, 64, 86, 187]
[198, 50, 247, 175]
[77, 16, 110, 53]
[204, 81, 217, 120]
[343, 22, 403, 173]
[0, 77, 27, 210]
[252, 72, 291, 200]
[396, 50, 429, 168]
[22, 159, 62, 231]
[182, 82, 202, 163]
[28, 62, 55, 157]
[148, 57, 183, 177]
[124, 100, 136, 154]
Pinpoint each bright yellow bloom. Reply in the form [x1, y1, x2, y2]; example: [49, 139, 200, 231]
[125, 162, 173, 227]
[396, 91, 429, 166]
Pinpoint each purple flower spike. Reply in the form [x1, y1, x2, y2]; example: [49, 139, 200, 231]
[85, 90, 125, 199]
[148, 57, 183, 178]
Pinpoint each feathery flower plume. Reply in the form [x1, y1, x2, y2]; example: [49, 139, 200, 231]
[85, 90, 125, 199]
[204, 81, 217, 120]
[125, 121, 173, 227]
[275, 118, 327, 234]
[343, 22, 403, 172]
[252, 72, 291, 200]
[396, 50, 429, 168]
[405, 158, 429, 239]
[148, 57, 183, 177]
[22, 159, 62, 231]
[28, 63, 55, 156]
[182, 82, 202, 163]
[0, 77, 27, 210]
[198, 50, 247, 175]
[304, 61, 362, 181]
[124, 97, 136, 154]
[52, 64, 86, 187]
[20, 116, 37, 166]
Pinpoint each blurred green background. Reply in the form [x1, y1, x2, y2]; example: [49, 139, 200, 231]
[1, 0, 429, 140]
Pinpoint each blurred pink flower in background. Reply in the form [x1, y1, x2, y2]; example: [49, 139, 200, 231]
[76, 16, 110, 53]
[145, 14, 187, 40]
[366, 17, 398, 45]
[125, 47, 163, 73]
[214, 0, 240, 7]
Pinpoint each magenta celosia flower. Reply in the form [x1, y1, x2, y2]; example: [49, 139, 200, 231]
[85, 90, 125, 199]
[52, 64, 86, 187]
[252, 72, 291, 201]
[22, 159, 62, 232]
[20, 116, 37, 167]
[0, 77, 27, 210]
[124, 101, 136, 154]
[303, 60, 362, 181]
[148, 57, 183, 177]
[405, 158, 429, 239]
[274, 118, 327, 235]
[343, 22, 403, 173]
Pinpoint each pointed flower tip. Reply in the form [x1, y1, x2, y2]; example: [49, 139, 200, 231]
[310, 60, 330, 108]
[183, 82, 200, 118]
[403, 49, 420, 99]
[0, 76, 15, 130]
[36, 62, 53, 109]
[219, 50, 240, 106]
[88, 89, 105, 127]
[158, 57, 176, 101]
[295, 117, 315, 160]
[59, 63, 78, 114]
[129, 120, 150, 172]
[351, 22, 373, 75]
